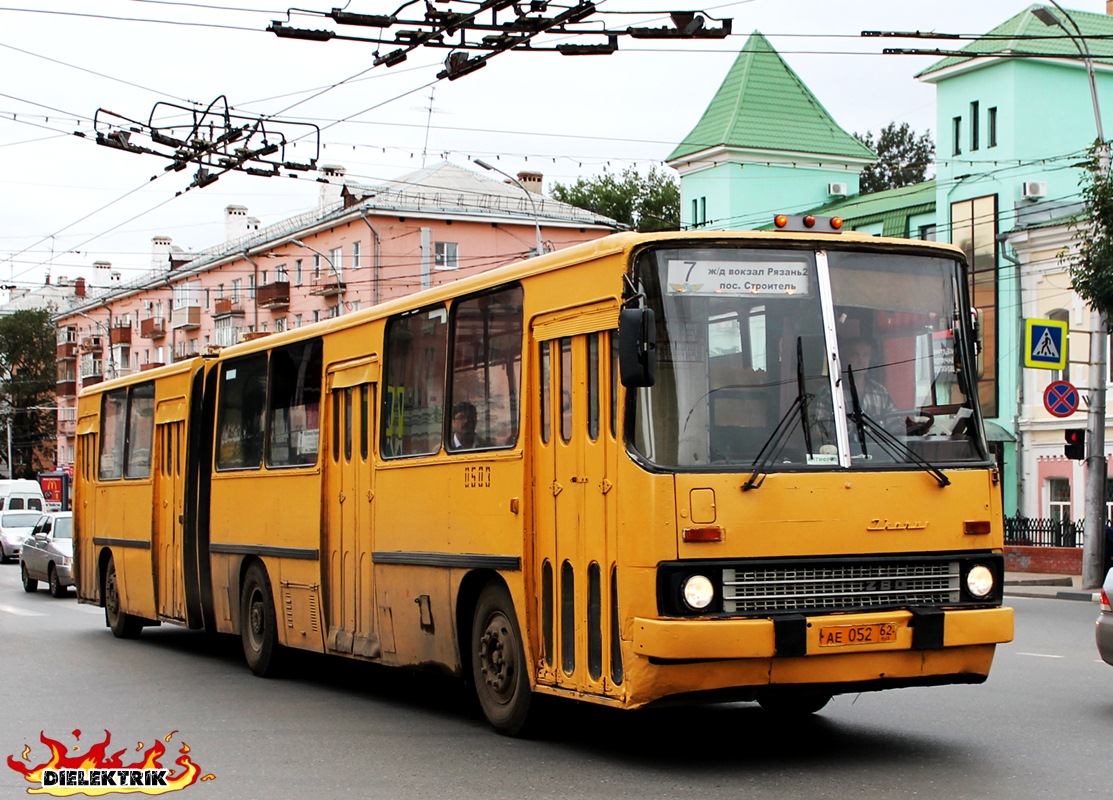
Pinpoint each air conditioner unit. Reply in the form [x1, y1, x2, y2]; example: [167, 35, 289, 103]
[1022, 180, 1047, 200]
[827, 182, 849, 197]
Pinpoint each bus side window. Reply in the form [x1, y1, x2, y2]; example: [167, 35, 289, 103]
[99, 388, 127, 481]
[381, 306, 447, 458]
[448, 284, 524, 451]
[216, 354, 268, 471]
[267, 339, 322, 467]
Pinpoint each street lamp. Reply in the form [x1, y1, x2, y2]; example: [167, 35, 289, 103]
[291, 239, 343, 287]
[1033, 1, 1108, 588]
[473, 159, 547, 257]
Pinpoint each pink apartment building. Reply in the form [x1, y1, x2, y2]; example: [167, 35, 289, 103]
[52, 161, 620, 468]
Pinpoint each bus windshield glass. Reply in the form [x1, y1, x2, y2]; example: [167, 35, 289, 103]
[629, 244, 987, 471]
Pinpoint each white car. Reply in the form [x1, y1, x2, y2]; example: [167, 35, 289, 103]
[1097, 568, 1113, 667]
[0, 511, 40, 563]
[20, 513, 73, 597]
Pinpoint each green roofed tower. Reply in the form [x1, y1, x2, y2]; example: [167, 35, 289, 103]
[667, 31, 875, 230]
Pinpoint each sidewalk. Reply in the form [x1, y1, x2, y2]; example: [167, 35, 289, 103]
[1003, 572, 1102, 602]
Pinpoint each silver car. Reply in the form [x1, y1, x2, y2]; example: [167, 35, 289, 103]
[19, 513, 73, 597]
[1099, 568, 1113, 667]
[0, 511, 40, 564]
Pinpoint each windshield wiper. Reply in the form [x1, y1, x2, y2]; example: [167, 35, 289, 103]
[845, 367, 950, 488]
[743, 338, 814, 491]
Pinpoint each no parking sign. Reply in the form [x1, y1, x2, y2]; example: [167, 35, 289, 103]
[1043, 380, 1079, 418]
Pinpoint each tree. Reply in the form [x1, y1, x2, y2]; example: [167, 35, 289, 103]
[0, 308, 57, 477]
[853, 122, 935, 195]
[550, 166, 680, 231]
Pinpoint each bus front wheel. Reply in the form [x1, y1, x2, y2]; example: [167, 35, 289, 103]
[104, 556, 142, 639]
[240, 562, 283, 677]
[471, 581, 534, 736]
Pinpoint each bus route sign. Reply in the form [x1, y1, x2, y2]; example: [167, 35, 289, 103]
[1043, 380, 1079, 418]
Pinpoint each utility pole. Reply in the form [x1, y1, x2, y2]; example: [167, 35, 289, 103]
[1035, 2, 1108, 587]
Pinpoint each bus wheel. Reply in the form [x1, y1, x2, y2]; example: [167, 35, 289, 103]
[241, 562, 282, 677]
[471, 582, 533, 736]
[756, 690, 832, 716]
[104, 557, 142, 639]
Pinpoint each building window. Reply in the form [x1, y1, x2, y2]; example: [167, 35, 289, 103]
[435, 241, 459, 270]
[918, 224, 937, 241]
[295, 259, 303, 286]
[1047, 477, 1071, 522]
[328, 247, 343, 280]
[952, 116, 962, 156]
[970, 101, 980, 152]
[988, 106, 998, 148]
[950, 194, 999, 417]
[352, 240, 362, 270]
[231, 279, 242, 303]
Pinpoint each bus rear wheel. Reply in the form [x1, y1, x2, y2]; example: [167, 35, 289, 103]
[104, 557, 142, 639]
[471, 581, 534, 736]
[241, 562, 283, 677]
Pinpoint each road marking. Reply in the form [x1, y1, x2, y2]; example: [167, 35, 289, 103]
[1016, 652, 1065, 659]
[0, 604, 45, 617]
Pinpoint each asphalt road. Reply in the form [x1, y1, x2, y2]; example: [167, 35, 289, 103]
[1, 563, 1109, 800]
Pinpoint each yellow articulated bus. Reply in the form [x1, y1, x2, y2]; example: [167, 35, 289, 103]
[74, 221, 1013, 735]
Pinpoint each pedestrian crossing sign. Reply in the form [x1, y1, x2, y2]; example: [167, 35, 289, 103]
[1024, 318, 1068, 370]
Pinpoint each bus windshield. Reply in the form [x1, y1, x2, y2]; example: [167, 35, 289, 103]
[629, 244, 988, 471]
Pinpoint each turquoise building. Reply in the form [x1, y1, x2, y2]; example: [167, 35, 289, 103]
[667, 6, 1113, 519]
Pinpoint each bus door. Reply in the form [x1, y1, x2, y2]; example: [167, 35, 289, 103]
[532, 309, 619, 698]
[324, 358, 380, 659]
[74, 413, 99, 603]
[154, 397, 187, 621]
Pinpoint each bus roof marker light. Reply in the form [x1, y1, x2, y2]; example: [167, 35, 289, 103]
[774, 214, 789, 228]
[803, 215, 816, 228]
[830, 217, 844, 230]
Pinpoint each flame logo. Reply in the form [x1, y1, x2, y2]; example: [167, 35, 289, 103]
[6, 730, 214, 796]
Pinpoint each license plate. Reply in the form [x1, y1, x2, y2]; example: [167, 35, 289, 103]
[818, 622, 898, 647]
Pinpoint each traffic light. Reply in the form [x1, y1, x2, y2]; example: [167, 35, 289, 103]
[1065, 428, 1086, 460]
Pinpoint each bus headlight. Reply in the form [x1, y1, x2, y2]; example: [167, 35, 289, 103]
[682, 574, 715, 610]
[966, 565, 994, 599]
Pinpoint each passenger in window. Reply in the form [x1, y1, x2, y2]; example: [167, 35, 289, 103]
[450, 401, 484, 450]
[812, 337, 901, 445]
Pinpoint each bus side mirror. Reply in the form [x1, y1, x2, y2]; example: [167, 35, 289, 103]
[618, 308, 657, 387]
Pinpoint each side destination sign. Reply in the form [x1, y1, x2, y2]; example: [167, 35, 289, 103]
[667, 259, 810, 297]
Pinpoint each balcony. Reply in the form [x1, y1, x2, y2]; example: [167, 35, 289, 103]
[257, 281, 291, 309]
[214, 297, 245, 318]
[310, 272, 345, 297]
[110, 324, 132, 345]
[140, 317, 166, 339]
[56, 341, 76, 361]
[172, 305, 202, 330]
[78, 336, 103, 353]
[140, 362, 166, 372]
[59, 418, 76, 437]
[56, 380, 77, 398]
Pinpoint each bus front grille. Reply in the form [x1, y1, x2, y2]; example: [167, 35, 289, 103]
[721, 561, 961, 613]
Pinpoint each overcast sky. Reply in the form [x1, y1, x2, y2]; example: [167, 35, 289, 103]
[0, 1, 1102, 292]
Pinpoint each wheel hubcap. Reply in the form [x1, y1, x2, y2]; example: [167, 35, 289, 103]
[478, 615, 514, 698]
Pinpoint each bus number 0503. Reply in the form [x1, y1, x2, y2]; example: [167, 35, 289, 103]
[463, 466, 491, 488]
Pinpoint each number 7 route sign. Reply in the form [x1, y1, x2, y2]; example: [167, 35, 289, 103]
[1024, 318, 1068, 370]
[1043, 380, 1079, 418]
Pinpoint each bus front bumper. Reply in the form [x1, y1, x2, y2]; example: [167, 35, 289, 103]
[632, 606, 1014, 661]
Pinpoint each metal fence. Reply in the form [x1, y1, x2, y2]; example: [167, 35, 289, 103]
[1003, 517, 1084, 548]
